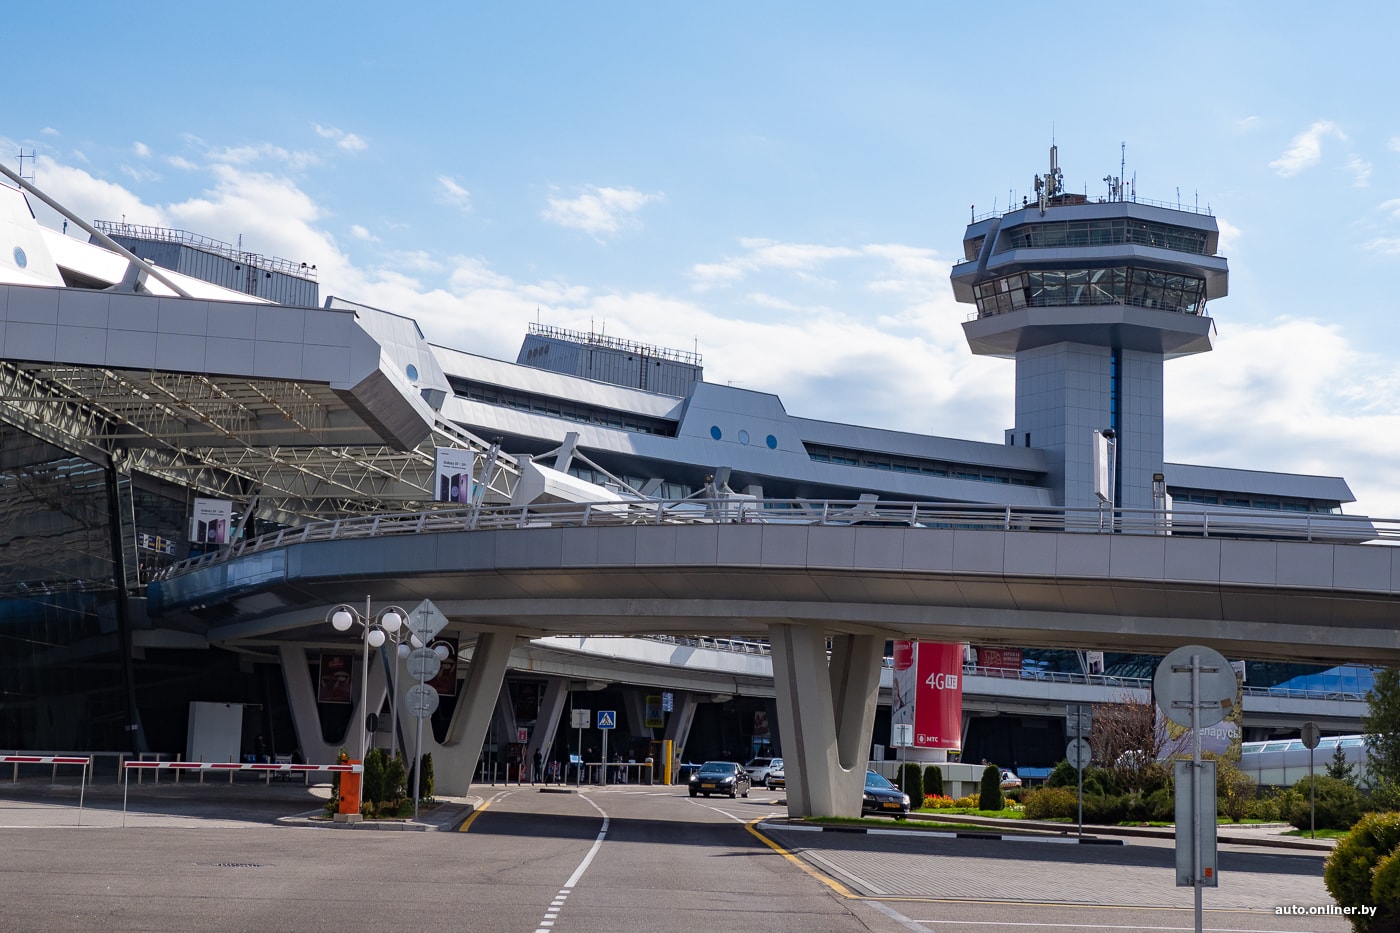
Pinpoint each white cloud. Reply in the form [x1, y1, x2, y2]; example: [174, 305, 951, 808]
[1390, 136, 1400, 154]
[1379, 198, 1400, 220]
[1363, 237, 1400, 256]
[168, 155, 198, 171]
[313, 124, 368, 152]
[437, 176, 472, 212]
[133, 142, 151, 159]
[541, 185, 660, 239]
[206, 142, 321, 171]
[350, 224, 377, 242]
[40, 127, 59, 136]
[1346, 156, 1372, 187]
[1269, 121, 1346, 177]
[1214, 216, 1242, 257]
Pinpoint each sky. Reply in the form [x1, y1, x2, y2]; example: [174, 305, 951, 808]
[5, 1, 1400, 517]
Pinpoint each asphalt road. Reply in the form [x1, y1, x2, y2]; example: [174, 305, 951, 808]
[0, 779, 1354, 932]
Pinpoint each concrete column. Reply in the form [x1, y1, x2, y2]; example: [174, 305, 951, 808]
[769, 624, 882, 818]
[663, 691, 698, 781]
[433, 631, 516, 795]
[279, 645, 336, 763]
[530, 676, 570, 779]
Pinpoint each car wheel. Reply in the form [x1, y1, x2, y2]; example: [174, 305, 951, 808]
[689, 789, 697, 797]
[730, 788, 737, 798]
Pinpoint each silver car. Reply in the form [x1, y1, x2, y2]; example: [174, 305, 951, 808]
[744, 757, 782, 785]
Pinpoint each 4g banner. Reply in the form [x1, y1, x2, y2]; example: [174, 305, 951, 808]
[891, 640, 963, 750]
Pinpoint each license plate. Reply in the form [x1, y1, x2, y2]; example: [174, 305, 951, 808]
[701, 783, 716, 789]
[882, 801, 901, 809]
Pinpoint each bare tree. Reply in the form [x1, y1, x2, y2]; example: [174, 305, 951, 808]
[1089, 692, 1180, 793]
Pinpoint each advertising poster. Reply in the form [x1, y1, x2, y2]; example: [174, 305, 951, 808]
[645, 695, 664, 729]
[913, 641, 964, 750]
[891, 639, 916, 732]
[190, 497, 233, 545]
[425, 636, 459, 696]
[318, 651, 354, 704]
[434, 447, 476, 504]
[978, 646, 1023, 671]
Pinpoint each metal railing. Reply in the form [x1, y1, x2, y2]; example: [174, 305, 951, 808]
[157, 498, 1393, 579]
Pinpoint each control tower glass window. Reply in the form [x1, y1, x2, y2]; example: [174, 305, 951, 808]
[973, 268, 1204, 316]
[1001, 219, 1209, 255]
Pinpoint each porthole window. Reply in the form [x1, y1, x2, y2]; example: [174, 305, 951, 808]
[738, 430, 750, 446]
[766, 435, 778, 449]
[406, 363, 419, 382]
[13, 246, 27, 269]
[710, 425, 722, 441]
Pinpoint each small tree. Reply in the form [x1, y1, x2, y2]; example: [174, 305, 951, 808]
[1090, 693, 1175, 794]
[1327, 744, 1359, 785]
[1364, 667, 1400, 795]
[1324, 810, 1400, 931]
[1213, 757, 1256, 823]
[899, 763, 923, 805]
[923, 764, 944, 798]
[979, 764, 1004, 812]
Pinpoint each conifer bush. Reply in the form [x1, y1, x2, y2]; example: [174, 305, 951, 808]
[979, 763, 1004, 811]
[923, 764, 944, 798]
[899, 763, 923, 805]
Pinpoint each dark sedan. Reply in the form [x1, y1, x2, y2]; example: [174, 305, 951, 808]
[862, 770, 910, 819]
[688, 761, 752, 798]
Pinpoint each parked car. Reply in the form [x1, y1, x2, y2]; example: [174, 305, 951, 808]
[766, 762, 785, 788]
[861, 769, 910, 819]
[744, 757, 783, 786]
[1000, 768, 1023, 790]
[688, 760, 752, 798]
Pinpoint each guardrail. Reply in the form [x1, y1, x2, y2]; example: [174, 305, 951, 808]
[157, 498, 1393, 580]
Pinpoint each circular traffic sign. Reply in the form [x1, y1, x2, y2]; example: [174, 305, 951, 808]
[406, 647, 442, 681]
[1153, 645, 1236, 728]
[1301, 721, 1321, 750]
[405, 683, 440, 718]
[1066, 737, 1092, 770]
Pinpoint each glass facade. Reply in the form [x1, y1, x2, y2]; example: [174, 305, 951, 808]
[973, 268, 1206, 317]
[1000, 218, 1209, 255]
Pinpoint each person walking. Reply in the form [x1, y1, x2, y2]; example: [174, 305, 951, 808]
[532, 748, 543, 784]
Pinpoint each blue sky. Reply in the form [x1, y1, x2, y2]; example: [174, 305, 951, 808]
[6, 1, 1400, 516]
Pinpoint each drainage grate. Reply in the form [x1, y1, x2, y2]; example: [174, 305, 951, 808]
[197, 862, 268, 869]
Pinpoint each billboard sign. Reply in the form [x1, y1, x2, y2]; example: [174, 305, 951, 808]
[190, 497, 233, 545]
[434, 447, 476, 504]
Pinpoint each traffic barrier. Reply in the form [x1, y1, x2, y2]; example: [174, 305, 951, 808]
[1, 755, 91, 825]
[119, 760, 363, 827]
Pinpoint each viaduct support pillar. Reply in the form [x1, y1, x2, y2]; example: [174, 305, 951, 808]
[769, 624, 882, 818]
[434, 631, 516, 795]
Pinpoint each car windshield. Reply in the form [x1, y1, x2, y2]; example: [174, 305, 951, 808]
[700, 762, 738, 774]
[865, 772, 895, 789]
[745, 758, 772, 768]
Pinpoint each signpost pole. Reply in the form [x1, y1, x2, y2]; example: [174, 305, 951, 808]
[1191, 653, 1203, 933]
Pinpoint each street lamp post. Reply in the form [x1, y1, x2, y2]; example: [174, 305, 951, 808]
[328, 596, 407, 762]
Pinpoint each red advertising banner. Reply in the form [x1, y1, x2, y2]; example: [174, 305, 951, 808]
[977, 646, 1022, 671]
[913, 642, 963, 749]
[426, 637, 459, 697]
[318, 651, 354, 704]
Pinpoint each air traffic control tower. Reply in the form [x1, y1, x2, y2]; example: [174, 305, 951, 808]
[950, 147, 1229, 511]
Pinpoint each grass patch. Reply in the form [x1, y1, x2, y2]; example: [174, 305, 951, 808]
[808, 815, 1010, 832]
[912, 807, 1022, 819]
[1280, 827, 1350, 840]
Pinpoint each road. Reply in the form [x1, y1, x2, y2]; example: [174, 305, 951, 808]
[0, 779, 1353, 932]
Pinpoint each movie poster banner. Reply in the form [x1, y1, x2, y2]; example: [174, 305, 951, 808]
[425, 636, 459, 696]
[190, 497, 233, 545]
[913, 641, 964, 749]
[318, 651, 354, 704]
[434, 447, 476, 504]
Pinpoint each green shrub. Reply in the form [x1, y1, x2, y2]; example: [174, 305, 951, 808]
[1123, 787, 1175, 823]
[417, 752, 435, 800]
[384, 753, 407, 804]
[1325, 810, 1400, 931]
[979, 764, 1004, 812]
[923, 764, 944, 798]
[1046, 760, 1078, 788]
[1216, 759, 1257, 823]
[1287, 775, 1366, 832]
[1082, 793, 1129, 824]
[899, 763, 923, 804]
[363, 747, 388, 805]
[1022, 786, 1077, 820]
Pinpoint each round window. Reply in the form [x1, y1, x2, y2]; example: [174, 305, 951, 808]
[738, 430, 750, 446]
[710, 425, 722, 441]
[766, 434, 778, 449]
[406, 363, 420, 382]
[13, 246, 27, 269]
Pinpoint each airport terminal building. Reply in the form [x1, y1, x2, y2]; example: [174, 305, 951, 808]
[0, 150, 1378, 785]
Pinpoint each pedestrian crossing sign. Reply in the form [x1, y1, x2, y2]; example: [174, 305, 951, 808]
[597, 710, 616, 729]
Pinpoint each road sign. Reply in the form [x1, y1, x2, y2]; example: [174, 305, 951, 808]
[1066, 703, 1093, 739]
[1066, 738, 1092, 770]
[405, 684, 440, 719]
[597, 710, 616, 730]
[406, 599, 449, 641]
[406, 647, 442, 681]
[891, 723, 914, 747]
[1174, 759, 1218, 887]
[1301, 721, 1321, 749]
[1154, 645, 1236, 728]
[571, 709, 590, 729]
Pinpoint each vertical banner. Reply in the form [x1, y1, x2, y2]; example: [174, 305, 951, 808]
[1086, 651, 1105, 674]
[318, 651, 354, 704]
[190, 497, 233, 545]
[434, 447, 476, 504]
[913, 642, 963, 749]
[1092, 430, 1112, 503]
[891, 639, 916, 735]
[644, 695, 664, 729]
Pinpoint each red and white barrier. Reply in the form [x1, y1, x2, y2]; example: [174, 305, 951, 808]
[2, 755, 91, 765]
[122, 761, 362, 773]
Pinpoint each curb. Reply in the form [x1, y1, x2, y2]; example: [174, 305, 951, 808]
[276, 803, 474, 832]
[763, 821, 1124, 846]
